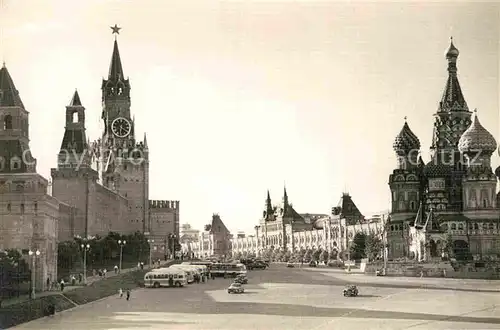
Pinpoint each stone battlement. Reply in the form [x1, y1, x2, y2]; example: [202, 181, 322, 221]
[149, 200, 179, 209]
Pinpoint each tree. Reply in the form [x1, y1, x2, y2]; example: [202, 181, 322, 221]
[303, 249, 312, 261]
[364, 234, 383, 261]
[312, 249, 321, 262]
[0, 250, 30, 299]
[349, 233, 367, 260]
[319, 250, 329, 263]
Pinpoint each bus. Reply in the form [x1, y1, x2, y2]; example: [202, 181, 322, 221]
[144, 269, 187, 288]
[210, 263, 247, 277]
[168, 265, 197, 283]
[182, 262, 209, 276]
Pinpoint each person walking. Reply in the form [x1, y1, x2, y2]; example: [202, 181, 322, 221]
[60, 279, 65, 291]
[118, 288, 123, 298]
[126, 289, 131, 301]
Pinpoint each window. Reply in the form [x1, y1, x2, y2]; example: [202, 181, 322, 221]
[483, 199, 487, 208]
[451, 223, 456, 230]
[474, 223, 479, 230]
[20, 204, 24, 214]
[11, 156, 21, 170]
[72, 112, 78, 123]
[3, 115, 12, 130]
[7, 203, 11, 212]
[0, 157, 5, 170]
[34, 202, 38, 214]
[489, 223, 494, 230]
[458, 223, 463, 230]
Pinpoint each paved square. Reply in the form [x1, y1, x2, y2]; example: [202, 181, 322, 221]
[12, 265, 500, 330]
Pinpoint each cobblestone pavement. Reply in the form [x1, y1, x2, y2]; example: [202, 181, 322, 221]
[12, 265, 500, 330]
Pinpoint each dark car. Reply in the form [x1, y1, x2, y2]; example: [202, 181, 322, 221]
[309, 261, 317, 267]
[235, 275, 248, 284]
[251, 261, 267, 270]
[343, 285, 358, 297]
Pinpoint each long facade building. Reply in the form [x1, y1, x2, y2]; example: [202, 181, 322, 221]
[388, 39, 500, 261]
[0, 27, 180, 291]
[230, 188, 387, 258]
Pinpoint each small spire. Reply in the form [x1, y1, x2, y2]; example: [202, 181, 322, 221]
[404, 116, 407, 122]
[69, 89, 82, 106]
[1, 61, 5, 68]
[110, 24, 121, 40]
[143, 132, 148, 148]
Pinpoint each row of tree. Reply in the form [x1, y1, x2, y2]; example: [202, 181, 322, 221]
[0, 249, 31, 299]
[57, 231, 153, 276]
[233, 233, 385, 263]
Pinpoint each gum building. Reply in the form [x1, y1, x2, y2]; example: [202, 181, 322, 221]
[0, 28, 180, 291]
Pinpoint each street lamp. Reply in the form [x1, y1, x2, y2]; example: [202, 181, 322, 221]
[80, 243, 90, 284]
[118, 240, 126, 272]
[28, 249, 41, 299]
[147, 239, 154, 267]
[169, 234, 177, 260]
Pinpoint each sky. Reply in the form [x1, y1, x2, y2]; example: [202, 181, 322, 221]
[1, 0, 499, 234]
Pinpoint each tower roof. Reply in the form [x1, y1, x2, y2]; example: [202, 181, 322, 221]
[438, 38, 468, 112]
[0, 65, 25, 108]
[393, 120, 420, 155]
[69, 90, 82, 106]
[108, 39, 125, 81]
[458, 111, 497, 154]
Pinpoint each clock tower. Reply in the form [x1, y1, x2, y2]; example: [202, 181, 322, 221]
[98, 25, 149, 233]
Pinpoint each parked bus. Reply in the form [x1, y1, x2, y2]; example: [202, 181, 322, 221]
[182, 262, 209, 276]
[210, 263, 247, 277]
[144, 269, 187, 288]
[168, 265, 197, 283]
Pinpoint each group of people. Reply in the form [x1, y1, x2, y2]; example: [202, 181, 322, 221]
[118, 288, 131, 300]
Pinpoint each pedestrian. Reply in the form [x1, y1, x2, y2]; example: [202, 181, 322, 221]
[114, 265, 118, 274]
[126, 289, 131, 301]
[60, 279, 65, 291]
[118, 288, 123, 298]
[103, 269, 107, 277]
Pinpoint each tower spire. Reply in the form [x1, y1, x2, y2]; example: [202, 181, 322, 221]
[108, 25, 124, 81]
[438, 37, 468, 112]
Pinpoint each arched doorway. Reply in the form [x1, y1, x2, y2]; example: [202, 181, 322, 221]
[453, 240, 470, 261]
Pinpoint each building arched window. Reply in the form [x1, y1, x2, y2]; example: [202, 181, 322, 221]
[0, 156, 5, 170]
[474, 223, 479, 230]
[72, 112, 78, 123]
[451, 223, 457, 230]
[483, 199, 487, 208]
[20, 203, 24, 214]
[3, 115, 12, 130]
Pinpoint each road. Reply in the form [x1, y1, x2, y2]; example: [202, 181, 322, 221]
[12, 264, 500, 330]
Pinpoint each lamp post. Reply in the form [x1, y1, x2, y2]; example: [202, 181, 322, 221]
[118, 240, 126, 272]
[28, 249, 41, 299]
[147, 239, 154, 267]
[169, 234, 177, 260]
[81, 243, 90, 284]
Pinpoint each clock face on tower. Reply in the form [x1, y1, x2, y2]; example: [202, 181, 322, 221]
[111, 117, 131, 138]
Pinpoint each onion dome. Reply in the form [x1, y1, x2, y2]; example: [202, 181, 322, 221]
[393, 120, 420, 155]
[458, 112, 497, 154]
[446, 37, 459, 58]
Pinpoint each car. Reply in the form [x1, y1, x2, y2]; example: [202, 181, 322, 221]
[234, 275, 248, 284]
[376, 269, 386, 276]
[309, 261, 317, 267]
[287, 262, 295, 268]
[343, 285, 358, 297]
[250, 261, 267, 270]
[227, 282, 244, 294]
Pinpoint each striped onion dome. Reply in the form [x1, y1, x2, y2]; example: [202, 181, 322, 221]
[393, 121, 421, 155]
[458, 113, 497, 154]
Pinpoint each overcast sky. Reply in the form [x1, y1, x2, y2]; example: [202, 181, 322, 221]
[1, 0, 499, 234]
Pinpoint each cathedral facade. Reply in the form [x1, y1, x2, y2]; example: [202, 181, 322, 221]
[0, 28, 180, 291]
[388, 39, 500, 261]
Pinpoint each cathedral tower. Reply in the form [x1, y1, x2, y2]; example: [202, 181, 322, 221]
[389, 119, 423, 219]
[458, 111, 497, 212]
[99, 26, 149, 233]
[423, 38, 472, 212]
